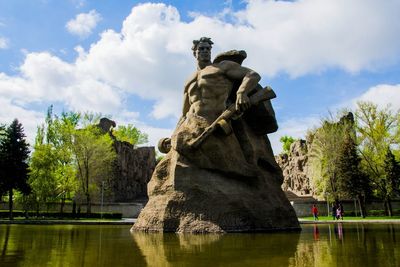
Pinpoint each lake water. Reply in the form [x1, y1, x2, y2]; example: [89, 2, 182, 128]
[0, 223, 399, 267]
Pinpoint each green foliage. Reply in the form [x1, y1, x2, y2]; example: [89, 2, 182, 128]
[29, 107, 79, 210]
[338, 136, 370, 198]
[279, 135, 295, 153]
[71, 125, 116, 213]
[308, 112, 353, 201]
[113, 124, 148, 146]
[356, 101, 400, 215]
[0, 119, 31, 219]
[1, 119, 31, 192]
[336, 134, 370, 217]
[29, 144, 59, 201]
[382, 148, 400, 199]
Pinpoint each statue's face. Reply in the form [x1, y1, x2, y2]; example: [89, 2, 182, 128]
[195, 42, 211, 62]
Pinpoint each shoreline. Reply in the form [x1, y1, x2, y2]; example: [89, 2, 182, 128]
[1, 218, 399, 225]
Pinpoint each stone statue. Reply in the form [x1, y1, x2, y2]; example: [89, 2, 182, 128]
[132, 37, 300, 233]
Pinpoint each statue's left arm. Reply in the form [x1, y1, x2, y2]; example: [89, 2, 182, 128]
[221, 61, 261, 112]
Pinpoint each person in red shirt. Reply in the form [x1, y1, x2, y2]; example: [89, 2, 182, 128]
[312, 204, 319, 221]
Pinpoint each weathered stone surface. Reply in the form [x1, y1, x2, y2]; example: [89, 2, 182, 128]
[133, 150, 299, 233]
[98, 118, 116, 134]
[276, 139, 313, 196]
[111, 142, 156, 201]
[132, 37, 299, 233]
[96, 118, 156, 202]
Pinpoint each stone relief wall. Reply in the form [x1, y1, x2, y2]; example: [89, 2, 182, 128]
[276, 139, 313, 196]
[98, 118, 156, 202]
[111, 142, 155, 202]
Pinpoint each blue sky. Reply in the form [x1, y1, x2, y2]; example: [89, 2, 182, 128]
[1, 0, 400, 154]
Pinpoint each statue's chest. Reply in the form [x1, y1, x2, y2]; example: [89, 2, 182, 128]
[198, 66, 225, 81]
[197, 65, 231, 88]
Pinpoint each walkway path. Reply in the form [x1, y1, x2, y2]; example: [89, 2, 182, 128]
[299, 218, 400, 224]
[1, 218, 399, 225]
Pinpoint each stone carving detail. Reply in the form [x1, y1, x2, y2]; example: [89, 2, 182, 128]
[132, 37, 299, 233]
[276, 140, 313, 196]
[111, 143, 156, 201]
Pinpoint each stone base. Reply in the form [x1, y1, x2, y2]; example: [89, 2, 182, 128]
[132, 151, 300, 233]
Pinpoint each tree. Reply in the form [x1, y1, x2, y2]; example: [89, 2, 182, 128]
[336, 134, 370, 217]
[308, 112, 354, 201]
[0, 124, 7, 197]
[29, 143, 59, 210]
[380, 148, 400, 216]
[0, 119, 30, 220]
[355, 101, 399, 215]
[279, 135, 295, 154]
[71, 125, 116, 214]
[29, 107, 79, 214]
[113, 124, 148, 146]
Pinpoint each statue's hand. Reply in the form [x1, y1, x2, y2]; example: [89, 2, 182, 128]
[236, 93, 251, 112]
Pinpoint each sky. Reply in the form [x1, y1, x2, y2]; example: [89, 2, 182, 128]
[0, 0, 400, 155]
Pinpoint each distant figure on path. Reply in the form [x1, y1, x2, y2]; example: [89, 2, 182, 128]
[312, 204, 319, 221]
[332, 204, 337, 220]
[336, 206, 342, 220]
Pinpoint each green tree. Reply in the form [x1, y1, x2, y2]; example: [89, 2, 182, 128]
[29, 143, 58, 211]
[336, 134, 370, 217]
[29, 107, 79, 214]
[113, 124, 148, 146]
[355, 101, 399, 215]
[380, 148, 400, 216]
[71, 125, 116, 214]
[279, 135, 295, 154]
[0, 124, 7, 197]
[0, 119, 30, 220]
[308, 112, 353, 201]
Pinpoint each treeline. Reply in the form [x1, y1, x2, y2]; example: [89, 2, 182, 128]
[292, 101, 400, 217]
[0, 106, 148, 219]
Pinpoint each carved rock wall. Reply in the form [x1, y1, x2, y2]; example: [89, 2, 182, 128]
[276, 139, 312, 196]
[97, 118, 156, 202]
[111, 141, 156, 202]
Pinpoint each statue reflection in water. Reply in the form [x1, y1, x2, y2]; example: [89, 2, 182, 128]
[131, 231, 300, 267]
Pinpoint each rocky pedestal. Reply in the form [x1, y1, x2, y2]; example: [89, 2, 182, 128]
[132, 116, 300, 233]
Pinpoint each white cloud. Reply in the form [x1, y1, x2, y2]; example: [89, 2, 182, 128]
[269, 116, 320, 155]
[0, 97, 44, 147]
[70, 0, 86, 8]
[352, 84, 400, 111]
[2, 1, 400, 148]
[66, 10, 101, 38]
[0, 37, 9, 49]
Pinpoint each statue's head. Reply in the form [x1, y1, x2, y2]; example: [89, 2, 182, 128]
[192, 37, 213, 62]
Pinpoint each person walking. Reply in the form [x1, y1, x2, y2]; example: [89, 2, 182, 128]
[312, 204, 319, 221]
[332, 204, 337, 220]
[336, 206, 342, 220]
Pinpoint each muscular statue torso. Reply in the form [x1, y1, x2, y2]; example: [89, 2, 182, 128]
[186, 64, 233, 121]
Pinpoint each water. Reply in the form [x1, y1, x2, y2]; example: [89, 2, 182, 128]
[0, 223, 399, 267]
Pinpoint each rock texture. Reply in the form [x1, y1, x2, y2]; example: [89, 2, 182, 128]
[111, 142, 156, 201]
[132, 116, 300, 233]
[276, 139, 312, 196]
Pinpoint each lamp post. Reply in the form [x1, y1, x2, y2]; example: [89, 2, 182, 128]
[325, 192, 330, 218]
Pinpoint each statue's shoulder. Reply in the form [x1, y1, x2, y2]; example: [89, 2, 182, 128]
[184, 71, 198, 91]
[213, 50, 247, 65]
